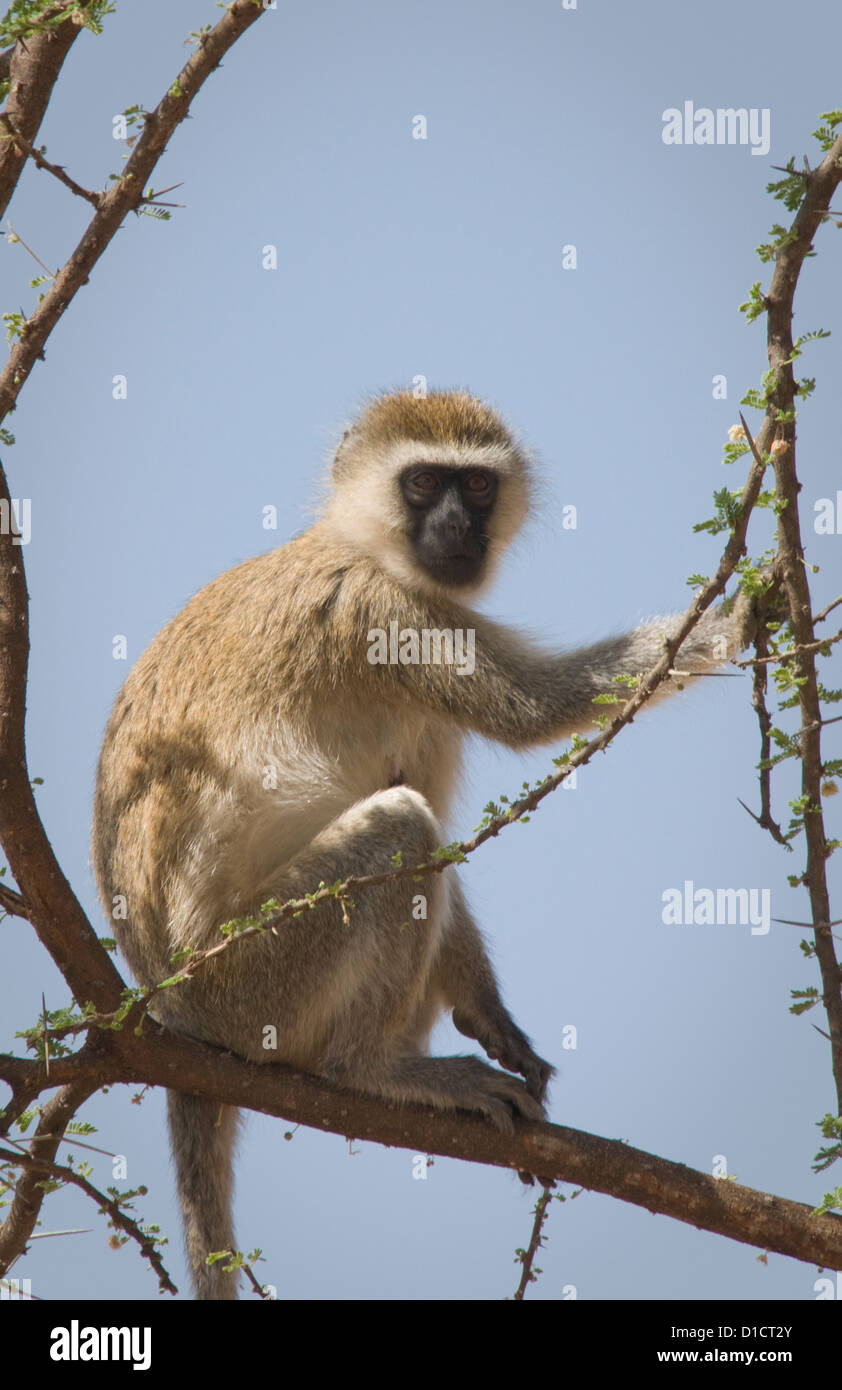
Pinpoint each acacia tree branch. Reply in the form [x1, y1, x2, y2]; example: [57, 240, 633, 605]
[762, 131, 842, 1109]
[736, 627, 842, 667]
[0, 111, 100, 206]
[114, 1029, 842, 1271]
[0, 1081, 95, 1275]
[0, 0, 266, 426]
[815, 594, 842, 625]
[0, 460, 127, 1010]
[0, 1138, 176, 1294]
[0, 879, 26, 917]
[0, 1, 268, 1016]
[2, 1027, 841, 1277]
[0, 1051, 93, 1090]
[513, 1181, 557, 1300]
[743, 600, 789, 846]
[0, 2, 95, 219]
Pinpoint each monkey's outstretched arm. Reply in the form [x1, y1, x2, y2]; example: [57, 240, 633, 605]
[353, 590, 753, 751]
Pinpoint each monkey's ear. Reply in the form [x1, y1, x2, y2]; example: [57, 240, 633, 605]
[331, 428, 355, 479]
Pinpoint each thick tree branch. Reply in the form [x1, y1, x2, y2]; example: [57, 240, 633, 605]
[0, 2, 268, 1014]
[0, 462, 126, 1011]
[4, 1024, 842, 1273]
[763, 132, 842, 1109]
[103, 1028, 842, 1271]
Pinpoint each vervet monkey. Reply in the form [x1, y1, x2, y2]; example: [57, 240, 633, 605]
[92, 389, 753, 1299]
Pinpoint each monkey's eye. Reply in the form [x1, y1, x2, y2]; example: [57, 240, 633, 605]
[464, 473, 491, 493]
[408, 470, 440, 493]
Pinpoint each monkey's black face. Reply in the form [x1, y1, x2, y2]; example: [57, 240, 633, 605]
[400, 465, 498, 588]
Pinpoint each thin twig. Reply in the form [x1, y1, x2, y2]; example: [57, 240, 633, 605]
[0, 113, 101, 207]
[735, 626, 842, 667]
[0, 880, 26, 917]
[0, 4, 92, 220]
[513, 1181, 557, 1300]
[0, 0, 268, 428]
[4, 220, 55, 277]
[0, 1143, 176, 1294]
[814, 594, 842, 625]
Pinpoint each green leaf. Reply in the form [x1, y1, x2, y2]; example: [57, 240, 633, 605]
[738, 282, 766, 322]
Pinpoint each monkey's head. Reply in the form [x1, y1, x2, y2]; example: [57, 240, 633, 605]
[324, 390, 533, 599]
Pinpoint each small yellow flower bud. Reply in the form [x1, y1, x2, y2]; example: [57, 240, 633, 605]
[770, 439, 789, 456]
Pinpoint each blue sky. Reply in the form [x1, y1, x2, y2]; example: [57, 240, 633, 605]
[1, 0, 841, 1301]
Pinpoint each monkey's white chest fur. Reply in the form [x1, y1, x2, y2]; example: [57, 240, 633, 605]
[167, 700, 460, 952]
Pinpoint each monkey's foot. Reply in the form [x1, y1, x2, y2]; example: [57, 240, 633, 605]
[373, 1054, 546, 1134]
[452, 1009, 554, 1106]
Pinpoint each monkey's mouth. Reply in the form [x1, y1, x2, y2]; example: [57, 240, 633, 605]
[422, 552, 485, 586]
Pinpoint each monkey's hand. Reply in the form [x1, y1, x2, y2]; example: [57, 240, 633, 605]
[452, 1007, 554, 1107]
[667, 588, 759, 673]
[699, 571, 790, 663]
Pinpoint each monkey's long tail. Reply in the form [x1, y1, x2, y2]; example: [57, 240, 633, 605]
[167, 1092, 240, 1300]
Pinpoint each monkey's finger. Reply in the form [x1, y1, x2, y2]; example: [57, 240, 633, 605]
[519, 1056, 554, 1106]
[496, 1047, 554, 1105]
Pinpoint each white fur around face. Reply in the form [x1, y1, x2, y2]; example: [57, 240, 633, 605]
[323, 439, 531, 600]
[376, 440, 522, 475]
